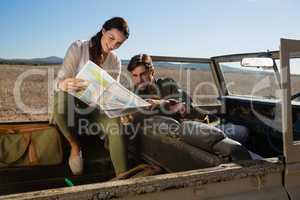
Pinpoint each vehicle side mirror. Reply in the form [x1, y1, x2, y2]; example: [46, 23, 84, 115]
[241, 57, 274, 68]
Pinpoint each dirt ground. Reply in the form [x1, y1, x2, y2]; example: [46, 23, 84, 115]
[0, 65, 59, 121]
[1, 64, 299, 122]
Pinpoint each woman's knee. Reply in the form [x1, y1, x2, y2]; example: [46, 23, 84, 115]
[54, 91, 76, 115]
[96, 115, 119, 134]
[53, 91, 78, 126]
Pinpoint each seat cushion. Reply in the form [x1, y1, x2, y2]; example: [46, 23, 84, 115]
[181, 121, 226, 152]
[215, 123, 249, 146]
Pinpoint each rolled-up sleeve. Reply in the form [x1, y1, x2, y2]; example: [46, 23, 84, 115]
[54, 41, 81, 91]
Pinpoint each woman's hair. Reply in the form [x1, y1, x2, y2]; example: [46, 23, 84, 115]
[89, 17, 129, 66]
[127, 54, 154, 72]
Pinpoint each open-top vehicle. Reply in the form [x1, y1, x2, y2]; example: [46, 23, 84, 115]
[1, 38, 300, 200]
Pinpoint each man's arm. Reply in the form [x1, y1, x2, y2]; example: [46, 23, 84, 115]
[156, 77, 194, 118]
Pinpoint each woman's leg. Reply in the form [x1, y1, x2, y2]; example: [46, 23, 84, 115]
[53, 91, 81, 158]
[96, 114, 128, 175]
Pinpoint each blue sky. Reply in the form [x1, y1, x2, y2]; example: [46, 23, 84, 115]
[1, 0, 300, 59]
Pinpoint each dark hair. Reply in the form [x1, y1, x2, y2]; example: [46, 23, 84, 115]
[127, 54, 154, 72]
[89, 17, 129, 66]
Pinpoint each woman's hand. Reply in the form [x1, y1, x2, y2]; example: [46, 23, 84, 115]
[59, 78, 88, 92]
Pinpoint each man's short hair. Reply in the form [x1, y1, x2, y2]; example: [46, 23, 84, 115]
[127, 54, 154, 72]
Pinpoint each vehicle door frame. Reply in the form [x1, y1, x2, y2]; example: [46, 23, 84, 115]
[280, 38, 300, 199]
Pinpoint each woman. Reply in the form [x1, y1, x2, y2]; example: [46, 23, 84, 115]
[53, 17, 129, 175]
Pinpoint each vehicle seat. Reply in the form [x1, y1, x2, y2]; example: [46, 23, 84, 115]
[215, 123, 249, 146]
[132, 116, 226, 172]
[181, 121, 251, 161]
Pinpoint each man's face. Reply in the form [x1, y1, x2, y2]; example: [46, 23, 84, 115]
[130, 65, 154, 90]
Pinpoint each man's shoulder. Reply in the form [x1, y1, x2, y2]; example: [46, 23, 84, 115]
[156, 77, 178, 85]
[155, 77, 180, 96]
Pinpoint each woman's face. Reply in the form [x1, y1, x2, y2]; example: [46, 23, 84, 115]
[101, 28, 127, 53]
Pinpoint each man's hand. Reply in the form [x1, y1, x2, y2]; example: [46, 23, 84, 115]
[59, 78, 88, 92]
[145, 99, 169, 111]
[169, 102, 187, 117]
[145, 99, 187, 117]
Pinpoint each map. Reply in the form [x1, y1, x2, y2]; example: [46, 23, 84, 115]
[70, 60, 150, 118]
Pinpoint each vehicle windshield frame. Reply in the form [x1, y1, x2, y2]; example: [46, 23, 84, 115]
[211, 51, 281, 100]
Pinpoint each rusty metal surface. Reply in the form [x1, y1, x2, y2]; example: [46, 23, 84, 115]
[0, 158, 284, 200]
[110, 164, 162, 181]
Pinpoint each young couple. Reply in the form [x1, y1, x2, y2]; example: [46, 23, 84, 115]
[54, 17, 249, 176]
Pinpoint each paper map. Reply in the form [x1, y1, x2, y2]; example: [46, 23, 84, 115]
[70, 60, 150, 118]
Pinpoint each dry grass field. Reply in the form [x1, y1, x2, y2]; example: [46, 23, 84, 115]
[1, 64, 300, 122]
[0, 65, 60, 121]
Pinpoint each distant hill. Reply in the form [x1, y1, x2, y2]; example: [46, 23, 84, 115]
[0, 57, 210, 69]
[0, 56, 63, 65]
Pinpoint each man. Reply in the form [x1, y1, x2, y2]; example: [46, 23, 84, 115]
[126, 54, 249, 147]
[127, 54, 194, 121]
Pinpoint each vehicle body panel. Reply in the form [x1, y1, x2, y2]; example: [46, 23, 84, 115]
[2, 159, 287, 200]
